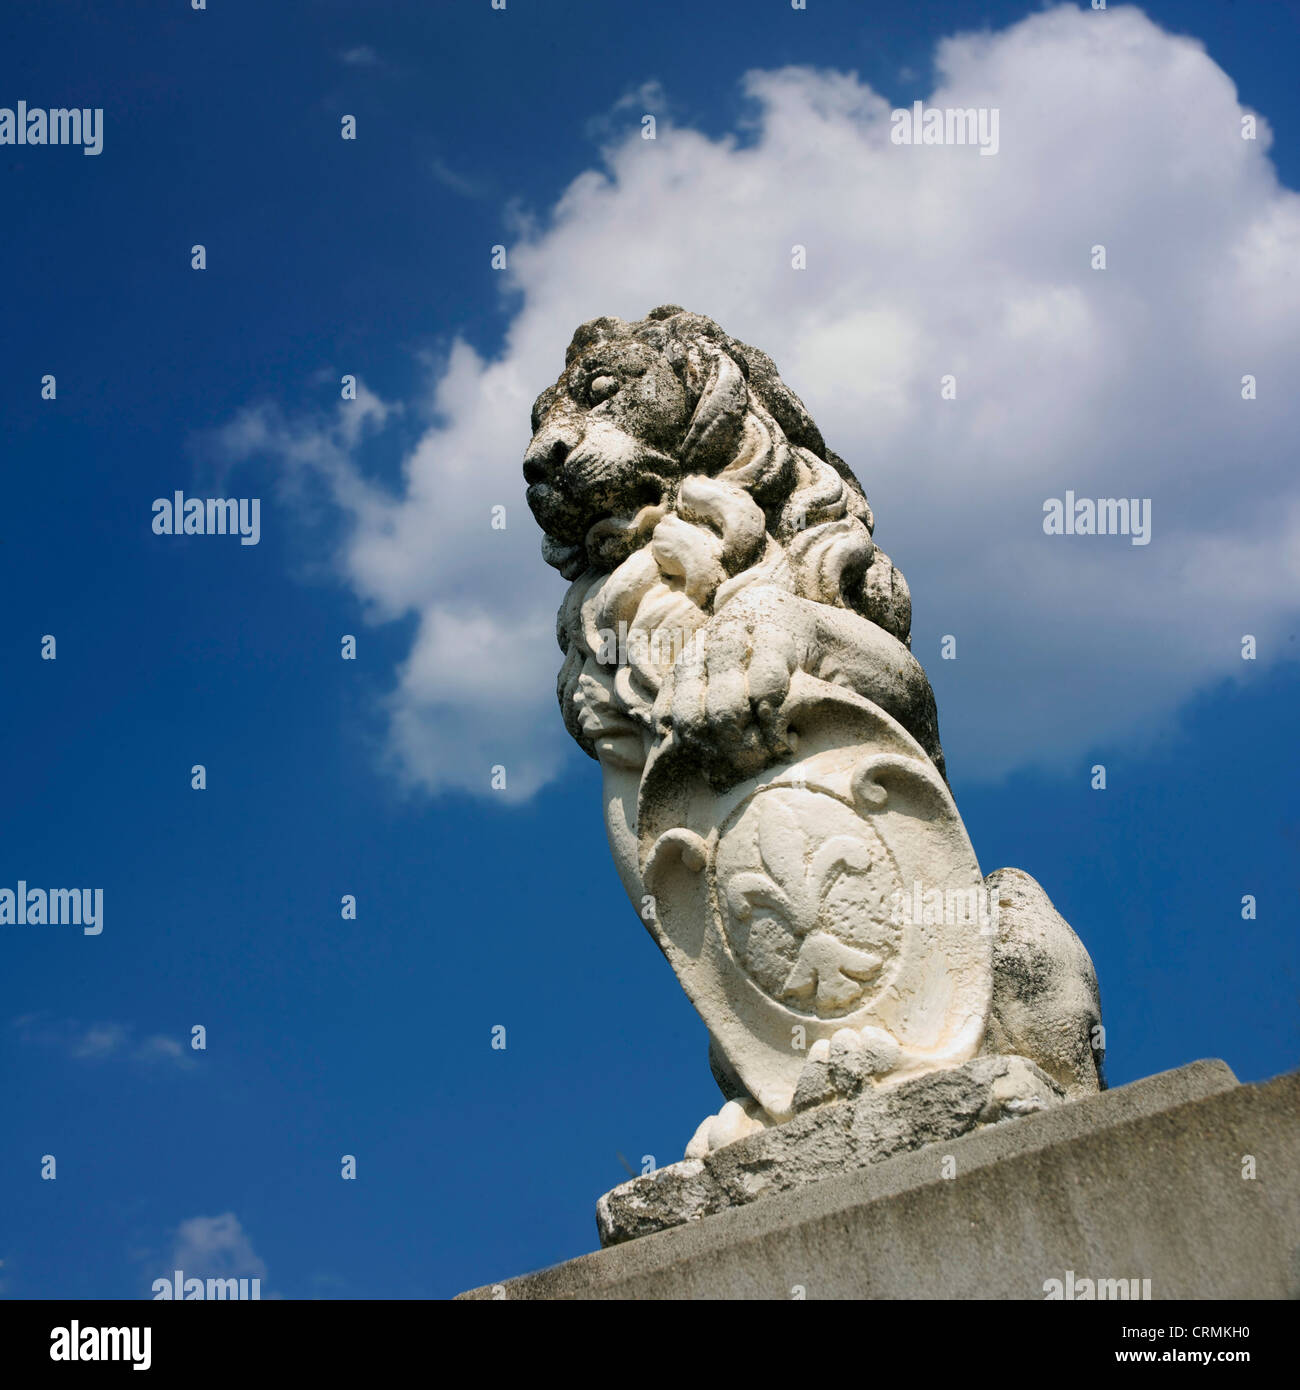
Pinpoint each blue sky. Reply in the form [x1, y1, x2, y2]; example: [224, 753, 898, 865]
[2, 1, 1298, 1299]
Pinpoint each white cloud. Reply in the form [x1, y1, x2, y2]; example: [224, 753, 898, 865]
[216, 3, 1300, 796]
[11, 1014, 193, 1067]
[339, 45, 379, 68]
[431, 158, 483, 198]
[135, 1034, 186, 1062]
[69, 1023, 129, 1059]
[171, 1214, 267, 1281]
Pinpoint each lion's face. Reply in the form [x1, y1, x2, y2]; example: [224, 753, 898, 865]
[524, 329, 692, 564]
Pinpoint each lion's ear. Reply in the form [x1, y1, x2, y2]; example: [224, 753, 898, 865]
[565, 316, 624, 365]
[680, 348, 749, 473]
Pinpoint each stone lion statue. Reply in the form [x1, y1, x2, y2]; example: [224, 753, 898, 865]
[525, 306, 1103, 1160]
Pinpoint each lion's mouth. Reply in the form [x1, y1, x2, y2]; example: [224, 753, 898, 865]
[525, 481, 585, 542]
[525, 480, 557, 518]
[585, 496, 673, 568]
[530, 475, 670, 543]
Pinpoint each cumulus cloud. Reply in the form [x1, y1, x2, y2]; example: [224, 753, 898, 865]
[215, 3, 1300, 796]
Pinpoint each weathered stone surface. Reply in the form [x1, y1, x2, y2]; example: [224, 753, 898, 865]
[599, 1054, 1064, 1246]
[984, 867, 1104, 1098]
[459, 1060, 1300, 1301]
[522, 307, 1104, 1197]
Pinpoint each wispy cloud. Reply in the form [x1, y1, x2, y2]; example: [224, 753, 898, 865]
[339, 45, 380, 68]
[431, 157, 483, 198]
[584, 78, 671, 142]
[12, 1014, 194, 1068]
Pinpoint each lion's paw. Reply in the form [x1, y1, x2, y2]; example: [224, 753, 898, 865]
[792, 1025, 901, 1112]
[684, 1097, 769, 1158]
[653, 587, 807, 789]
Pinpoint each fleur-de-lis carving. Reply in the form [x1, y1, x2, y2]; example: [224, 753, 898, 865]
[723, 796, 884, 1012]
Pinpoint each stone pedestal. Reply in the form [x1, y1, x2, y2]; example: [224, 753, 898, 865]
[599, 1053, 1066, 1246]
[458, 1061, 1300, 1300]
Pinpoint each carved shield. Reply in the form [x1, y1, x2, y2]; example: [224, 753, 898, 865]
[638, 673, 992, 1121]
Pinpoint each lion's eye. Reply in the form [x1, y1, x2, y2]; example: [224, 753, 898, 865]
[588, 374, 619, 404]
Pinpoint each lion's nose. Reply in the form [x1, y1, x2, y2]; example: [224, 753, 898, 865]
[523, 433, 572, 486]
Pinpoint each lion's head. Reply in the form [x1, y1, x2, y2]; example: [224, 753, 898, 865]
[524, 307, 916, 763]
